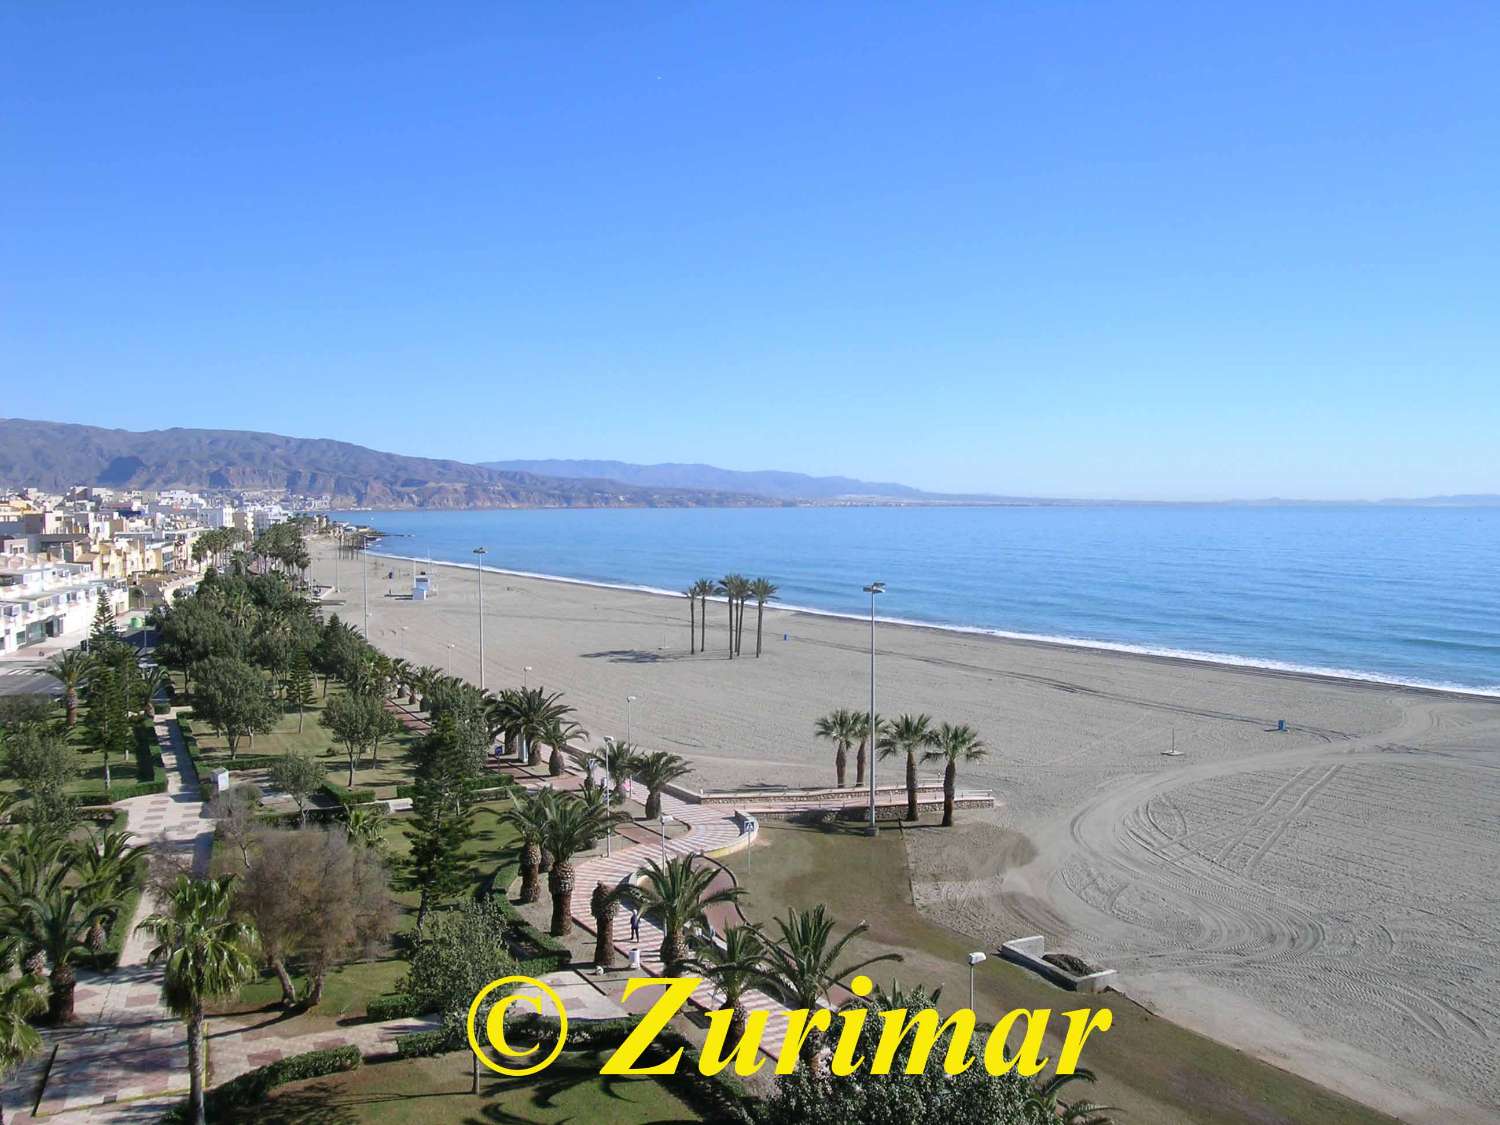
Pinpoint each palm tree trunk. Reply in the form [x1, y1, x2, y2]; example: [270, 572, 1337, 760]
[519, 842, 541, 904]
[855, 740, 866, 787]
[835, 746, 847, 788]
[729, 1000, 748, 1045]
[645, 787, 662, 820]
[188, 1007, 207, 1125]
[549, 863, 576, 936]
[659, 924, 687, 971]
[689, 599, 696, 655]
[592, 884, 618, 968]
[726, 599, 734, 658]
[943, 761, 956, 827]
[699, 595, 707, 650]
[755, 601, 765, 657]
[65, 688, 78, 727]
[48, 961, 77, 1024]
[549, 746, 564, 776]
[906, 751, 918, 821]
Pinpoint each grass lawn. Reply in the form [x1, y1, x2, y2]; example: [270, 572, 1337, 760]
[214, 958, 409, 1024]
[376, 800, 521, 933]
[225, 1049, 701, 1124]
[183, 689, 425, 798]
[716, 818, 1397, 1125]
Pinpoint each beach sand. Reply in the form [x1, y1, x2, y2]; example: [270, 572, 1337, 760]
[315, 542, 1499, 1122]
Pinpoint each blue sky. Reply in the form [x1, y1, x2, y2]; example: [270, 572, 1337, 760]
[2, 2, 1497, 500]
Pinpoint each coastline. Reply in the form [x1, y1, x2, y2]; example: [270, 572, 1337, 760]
[361, 545, 1500, 701]
[315, 537, 1500, 1121]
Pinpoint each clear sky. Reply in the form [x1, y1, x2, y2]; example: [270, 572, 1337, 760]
[3, 2, 1497, 500]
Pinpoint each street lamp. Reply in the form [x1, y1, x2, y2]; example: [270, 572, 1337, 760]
[659, 813, 674, 865]
[626, 695, 638, 744]
[472, 547, 488, 690]
[361, 539, 370, 637]
[967, 951, 987, 1011]
[401, 625, 409, 658]
[863, 582, 885, 836]
[446, 642, 454, 675]
[523, 665, 532, 688]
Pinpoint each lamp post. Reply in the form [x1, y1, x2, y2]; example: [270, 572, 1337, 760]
[473, 547, 488, 690]
[659, 813, 674, 865]
[863, 582, 885, 836]
[967, 951, 987, 1011]
[401, 625, 409, 658]
[523, 665, 532, 688]
[446, 642, 454, 675]
[626, 695, 638, 744]
[361, 540, 369, 637]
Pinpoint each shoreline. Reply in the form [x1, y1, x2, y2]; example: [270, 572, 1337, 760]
[360, 545, 1500, 702]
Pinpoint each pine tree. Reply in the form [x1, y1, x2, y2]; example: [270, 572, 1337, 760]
[90, 590, 121, 649]
[404, 713, 477, 930]
[285, 650, 315, 733]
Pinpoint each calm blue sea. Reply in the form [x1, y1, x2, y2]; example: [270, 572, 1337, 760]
[336, 506, 1500, 694]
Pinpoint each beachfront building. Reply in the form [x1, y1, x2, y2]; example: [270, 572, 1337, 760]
[0, 555, 126, 653]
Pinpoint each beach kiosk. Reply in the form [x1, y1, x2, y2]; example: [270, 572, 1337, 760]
[412, 572, 432, 601]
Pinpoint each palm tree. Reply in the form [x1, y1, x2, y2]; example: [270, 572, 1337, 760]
[0, 974, 44, 1125]
[852, 711, 885, 790]
[342, 804, 386, 852]
[539, 796, 618, 936]
[137, 664, 169, 717]
[630, 750, 692, 819]
[69, 829, 143, 949]
[729, 574, 753, 655]
[683, 586, 697, 654]
[688, 922, 764, 1044]
[879, 713, 936, 821]
[921, 722, 988, 827]
[629, 856, 743, 971]
[498, 788, 557, 905]
[716, 577, 736, 658]
[490, 687, 574, 768]
[45, 650, 92, 728]
[1028, 1068, 1117, 1124]
[749, 578, 778, 657]
[694, 578, 714, 652]
[138, 875, 259, 1125]
[813, 708, 860, 788]
[587, 737, 638, 807]
[754, 904, 901, 1061]
[19, 864, 118, 1023]
[390, 658, 415, 704]
[542, 717, 588, 778]
[589, 881, 624, 969]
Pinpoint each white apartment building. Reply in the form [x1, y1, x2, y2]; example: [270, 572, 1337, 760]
[0, 555, 127, 654]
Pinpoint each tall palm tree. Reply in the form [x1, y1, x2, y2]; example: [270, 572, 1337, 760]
[542, 717, 588, 778]
[629, 856, 743, 971]
[753, 904, 901, 1060]
[749, 578, 778, 657]
[694, 578, 714, 652]
[715, 577, 736, 658]
[852, 711, 885, 790]
[389, 658, 414, 704]
[813, 708, 860, 788]
[0, 973, 44, 1125]
[688, 923, 764, 1044]
[683, 586, 697, 654]
[921, 722, 988, 827]
[730, 575, 753, 655]
[630, 750, 692, 819]
[879, 713, 936, 821]
[45, 650, 92, 728]
[539, 796, 618, 936]
[587, 737, 638, 807]
[137, 664, 169, 717]
[138, 875, 259, 1125]
[490, 687, 574, 768]
[498, 788, 557, 905]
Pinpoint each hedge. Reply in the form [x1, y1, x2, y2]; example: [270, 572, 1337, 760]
[394, 778, 519, 801]
[491, 897, 570, 971]
[365, 992, 436, 1021]
[319, 779, 377, 806]
[158, 1045, 362, 1123]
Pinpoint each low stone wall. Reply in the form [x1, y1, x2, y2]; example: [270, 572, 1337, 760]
[999, 935, 1118, 994]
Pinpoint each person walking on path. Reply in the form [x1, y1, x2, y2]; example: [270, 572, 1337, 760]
[629, 906, 641, 941]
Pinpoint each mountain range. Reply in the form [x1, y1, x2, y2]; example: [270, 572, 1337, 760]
[479, 458, 953, 501]
[0, 419, 767, 509]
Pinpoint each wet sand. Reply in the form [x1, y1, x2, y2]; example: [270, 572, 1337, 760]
[314, 541, 1500, 1122]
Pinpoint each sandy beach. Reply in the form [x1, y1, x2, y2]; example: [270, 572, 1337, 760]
[314, 542, 1499, 1122]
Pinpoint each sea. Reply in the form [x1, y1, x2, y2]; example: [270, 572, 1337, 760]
[334, 505, 1500, 695]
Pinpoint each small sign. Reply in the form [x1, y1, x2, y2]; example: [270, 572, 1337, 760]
[214, 769, 230, 792]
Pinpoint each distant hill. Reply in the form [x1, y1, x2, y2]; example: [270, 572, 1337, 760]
[481, 458, 949, 501]
[0, 419, 766, 509]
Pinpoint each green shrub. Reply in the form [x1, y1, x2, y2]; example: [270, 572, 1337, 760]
[365, 993, 435, 1021]
[158, 1045, 362, 1123]
[490, 896, 570, 970]
[319, 779, 377, 805]
[395, 1026, 460, 1059]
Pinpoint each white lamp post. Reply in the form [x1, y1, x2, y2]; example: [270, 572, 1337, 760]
[659, 813, 674, 865]
[472, 547, 488, 690]
[967, 951, 987, 1011]
[446, 642, 454, 675]
[523, 665, 532, 688]
[863, 582, 885, 836]
[361, 540, 369, 636]
[626, 695, 638, 744]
